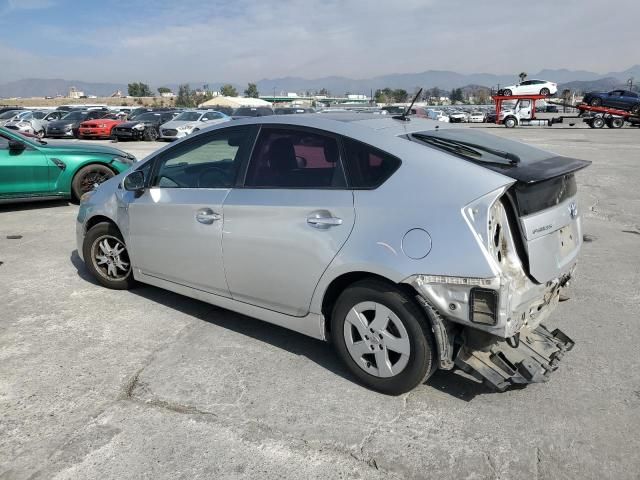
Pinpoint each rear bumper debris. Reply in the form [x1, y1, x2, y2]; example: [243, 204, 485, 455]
[454, 324, 574, 391]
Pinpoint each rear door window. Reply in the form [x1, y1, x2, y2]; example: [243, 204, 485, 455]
[244, 128, 345, 188]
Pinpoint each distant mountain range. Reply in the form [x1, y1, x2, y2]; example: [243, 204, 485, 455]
[1, 65, 638, 98]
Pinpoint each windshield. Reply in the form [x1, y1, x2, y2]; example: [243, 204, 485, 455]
[174, 112, 202, 122]
[135, 113, 161, 121]
[0, 110, 20, 119]
[62, 111, 87, 121]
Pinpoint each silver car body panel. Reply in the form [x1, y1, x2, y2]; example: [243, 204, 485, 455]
[77, 114, 582, 345]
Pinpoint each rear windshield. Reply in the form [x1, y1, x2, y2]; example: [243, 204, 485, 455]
[409, 128, 552, 166]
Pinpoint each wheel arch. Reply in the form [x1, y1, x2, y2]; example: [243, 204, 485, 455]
[85, 214, 120, 234]
[320, 271, 420, 338]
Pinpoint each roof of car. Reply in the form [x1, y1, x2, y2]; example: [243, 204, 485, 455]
[224, 112, 459, 138]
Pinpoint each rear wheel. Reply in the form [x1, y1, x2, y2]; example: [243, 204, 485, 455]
[71, 164, 115, 201]
[591, 116, 605, 128]
[610, 117, 624, 128]
[590, 98, 602, 107]
[540, 88, 550, 96]
[82, 222, 135, 290]
[331, 279, 436, 395]
[503, 89, 512, 96]
[631, 104, 640, 115]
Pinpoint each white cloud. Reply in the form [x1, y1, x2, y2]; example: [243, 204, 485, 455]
[0, 0, 639, 84]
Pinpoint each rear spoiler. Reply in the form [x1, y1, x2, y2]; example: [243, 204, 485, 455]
[510, 156, 592, 184]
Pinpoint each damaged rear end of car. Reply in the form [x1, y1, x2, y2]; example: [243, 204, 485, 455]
[405, 128, 590, 391]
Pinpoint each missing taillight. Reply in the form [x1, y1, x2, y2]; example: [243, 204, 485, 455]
[469, 288, 498, 325]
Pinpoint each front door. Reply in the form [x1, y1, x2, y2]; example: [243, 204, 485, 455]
[222, 126, 355, 317]
[0, 133, 50, 198]
[517, 99, 532, 119]
[126, 125, 257, 296]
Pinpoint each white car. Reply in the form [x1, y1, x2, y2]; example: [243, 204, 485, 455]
[468, 111, 485, 123]
[159, 110, 230, 140]
[426, 109, 450, 122]
[448, 111, 469, 123]
[501, 79, 557, 97]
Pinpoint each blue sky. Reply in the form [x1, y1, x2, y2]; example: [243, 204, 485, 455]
[1, 0, 638, 84]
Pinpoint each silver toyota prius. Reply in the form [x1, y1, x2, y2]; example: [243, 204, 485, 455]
[77, 113, 589, 394]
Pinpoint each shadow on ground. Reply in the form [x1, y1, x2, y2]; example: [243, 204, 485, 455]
[0, 199, 70, 213]
[71, 249, 500, 401]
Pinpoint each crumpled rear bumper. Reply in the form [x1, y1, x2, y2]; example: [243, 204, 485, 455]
[454, 324, 575, 391]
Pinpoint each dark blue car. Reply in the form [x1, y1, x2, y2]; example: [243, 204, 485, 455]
[582, 90, 640, 114]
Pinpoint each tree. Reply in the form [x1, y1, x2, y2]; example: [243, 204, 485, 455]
[318, 88, 330, 96]
[128, 82, 153, 97]
[157, 87, 171, 95]
[519, 72, 527, 83]
[449, 88, 464, 103]
[392, 89, 408, 102]
[220, 84, 238, 97]
[175, 84, 196, 107]
[244, 83, 259, 98]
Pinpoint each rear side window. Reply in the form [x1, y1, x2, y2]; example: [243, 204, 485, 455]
[244, 128, 345, 188]
[342, 138, 401, 189]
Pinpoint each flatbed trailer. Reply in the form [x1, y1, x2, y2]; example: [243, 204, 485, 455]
[547, 101, 640, 128]
[491, 94, 639, 128]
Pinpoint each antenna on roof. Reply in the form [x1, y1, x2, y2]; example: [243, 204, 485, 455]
[393, 88, 422, 122]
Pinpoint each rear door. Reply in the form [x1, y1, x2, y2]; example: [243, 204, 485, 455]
[0, 132, 50, 198]
[126, 125, 257, 295]
[222, 126, 355, 317]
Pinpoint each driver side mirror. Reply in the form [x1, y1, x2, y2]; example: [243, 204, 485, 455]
[8, 140, 26, 154]
[123, 170, 145, 195]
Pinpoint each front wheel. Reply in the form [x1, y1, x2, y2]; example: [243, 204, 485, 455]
[83, 222, 135, 290]
[590, 98, 602, 107]
[143, 128, 158, 141]
[540, 88, 550, 96]
[631, 104, 640, 115]
[71, 164, 115, 201]
[591, 116, 605, 128]
[504, 116, 517, 128]
[502, 89, 512, 96]
[331, 279, 436, 395]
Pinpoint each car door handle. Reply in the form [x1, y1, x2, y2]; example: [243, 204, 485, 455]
[307, 212, 343, 229]
[196, 208, 221, 225]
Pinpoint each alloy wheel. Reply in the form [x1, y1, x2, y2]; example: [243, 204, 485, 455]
[90, 235, 131, 281]
[343, 301, 411, 378]
[80, 169, 111, 194]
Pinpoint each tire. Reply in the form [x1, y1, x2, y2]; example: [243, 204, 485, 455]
[590, 98, 602, 107]
[36, 129, 45, 139]
[143, 128, 158, 141]
[504, 116, 517, 128]
[71, 164, 115, 202]
[610, 117, 624, 128]
[330, 279, 436, 395]
[631, 104, 640, 115]
[591, 116, 605, 129]
[82, 222, 135, 290]
[540, 88, 550, 96]
[502, 89, 512, 97]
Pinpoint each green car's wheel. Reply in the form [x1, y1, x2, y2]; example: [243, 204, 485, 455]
[72, 164, 115, 202]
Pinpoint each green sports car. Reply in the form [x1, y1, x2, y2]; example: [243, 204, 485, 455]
[0, 126, 135, 204]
